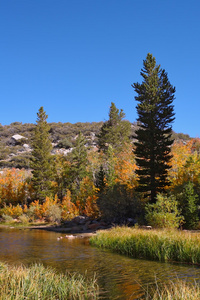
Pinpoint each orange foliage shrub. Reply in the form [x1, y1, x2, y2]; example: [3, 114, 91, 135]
[29, 200, 43, 220]
[76, 176, 99, 218]
[29, 196, 60, 220]
[83, 195, 99, 218]
[40, 195, 60, 216]
[61, 190, 79, 220]
[1, 203, 23, 218]
[0, 168, 32, 207]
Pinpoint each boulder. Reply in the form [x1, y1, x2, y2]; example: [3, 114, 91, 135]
[72, 216, 89, 225]
[10, 134, 27, 145]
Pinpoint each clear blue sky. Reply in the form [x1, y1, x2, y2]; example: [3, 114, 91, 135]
[0, 0, 199, 137]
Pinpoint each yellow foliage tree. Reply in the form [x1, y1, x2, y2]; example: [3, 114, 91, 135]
[114, 144, 138, 189]
[169, 139, 200, 190]
[76, 176, 99, 218]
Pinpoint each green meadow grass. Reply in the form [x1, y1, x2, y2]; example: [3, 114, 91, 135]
[90, 226, 200, 264]
[0, 262, 99, 300]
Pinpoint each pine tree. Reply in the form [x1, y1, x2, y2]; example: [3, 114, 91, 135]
[97, 102, 131, 152]
[182, 182, 199, 229]
[31, 107, 53, 201]
[96, 165, 106, 192]
[132, 53, 175, 203]
[69, 132, 88, 192]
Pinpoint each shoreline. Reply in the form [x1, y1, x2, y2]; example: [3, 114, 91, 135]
[29, 225, 99, 237]
[0, 223, 104, 237]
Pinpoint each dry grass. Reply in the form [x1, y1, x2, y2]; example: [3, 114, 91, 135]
[145, 279, 200, 300]
[0, 262, 99, 300]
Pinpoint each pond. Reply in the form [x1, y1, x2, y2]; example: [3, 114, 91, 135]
[1, 227, 200, 299]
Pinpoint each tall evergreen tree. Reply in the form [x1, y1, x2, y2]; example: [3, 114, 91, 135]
[97, 102, 131, 152]
[31, 107, 53, 201]
[132, 53, 175, 203]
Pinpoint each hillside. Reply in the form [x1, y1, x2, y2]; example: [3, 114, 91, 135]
[0, 121, 191, 169]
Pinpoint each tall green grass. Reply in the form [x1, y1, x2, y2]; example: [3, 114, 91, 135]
[0, 262, 99, 300]
[90, 226, 200, 264]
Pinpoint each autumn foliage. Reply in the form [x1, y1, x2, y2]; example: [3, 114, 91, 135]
[169, 139, 200, 190]
[0, 168, 32, 207]
[0, 139, 200, 228]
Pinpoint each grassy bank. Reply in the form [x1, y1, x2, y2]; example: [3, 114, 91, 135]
[0, 262, 99, 300]
[90, 226, 200, 264]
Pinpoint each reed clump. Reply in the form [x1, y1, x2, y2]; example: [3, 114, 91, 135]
[90, 226, 200, 264]
[145, 279, 200, 300]
[0, 262, 99, 300]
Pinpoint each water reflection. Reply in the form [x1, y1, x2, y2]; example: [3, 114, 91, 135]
[0, 228, 200, 299]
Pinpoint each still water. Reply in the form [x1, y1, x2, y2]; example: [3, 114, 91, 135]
[1, 227, 200, 299]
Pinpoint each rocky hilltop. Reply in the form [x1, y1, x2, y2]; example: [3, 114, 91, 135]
[0, 121, 191, 169]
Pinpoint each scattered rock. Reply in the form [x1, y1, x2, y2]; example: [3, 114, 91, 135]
[23, 144, 31, 151]
[65, 234, 76, 239]
[139, 225, 152, 230]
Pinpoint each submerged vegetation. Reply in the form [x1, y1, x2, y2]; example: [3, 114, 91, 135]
[0, 262, 99, 300]
[90, 227, 200, 264]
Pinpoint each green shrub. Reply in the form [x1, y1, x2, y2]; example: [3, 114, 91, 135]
[9, 154, 31, 169]
[57, 138, 73, 149]
[26, 205, 37, 222]
[145, 193, 184, 229]
[2, 214, 15, 224]
[45, 204, 62, 224]
[18, 214, 30, 224]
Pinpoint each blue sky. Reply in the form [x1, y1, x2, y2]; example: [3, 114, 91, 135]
[0, 0, 199, 137]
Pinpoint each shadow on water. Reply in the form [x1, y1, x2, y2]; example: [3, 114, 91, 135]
[1, 227, 200, 299]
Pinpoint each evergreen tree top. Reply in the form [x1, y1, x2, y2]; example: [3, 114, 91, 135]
[97, 102, 131, 152]
[108, 102, 125, 126]
[133, 53, 175, 128]
[36, 106, 49, 124]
